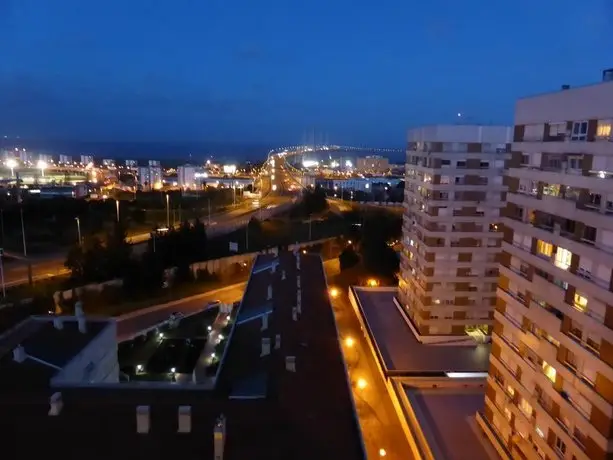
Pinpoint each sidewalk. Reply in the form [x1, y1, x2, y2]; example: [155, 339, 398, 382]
[193, 311, 231, 387]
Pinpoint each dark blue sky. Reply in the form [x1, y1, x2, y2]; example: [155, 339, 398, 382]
[1, 0, 611, 146]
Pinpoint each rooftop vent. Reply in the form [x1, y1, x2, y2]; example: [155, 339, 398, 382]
[77, 315, 87, 334]
[267, 285, 273, 300]
[13, 345, 26, 363]
[603, 68, 613, 82]
[136, 405, 150, 434]
[261, 313, 268, 331]
[561, 84, 570, 90]
[261, 337, 271, 357]
[178, 406, 191, 433]
[48, 392, 63, 416]
[285, 356, 296, 372]
[275, 333, 281, 350]
[53, 316, 64, 330]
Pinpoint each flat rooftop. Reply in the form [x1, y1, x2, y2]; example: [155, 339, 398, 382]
[0, 252, 365, 460]
[403, 385, 496, 460]
[0, 316, 109, 390]
[353, 287, 491, 374]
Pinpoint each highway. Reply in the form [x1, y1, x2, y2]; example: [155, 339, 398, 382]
[116, 282, 246, 341]
[3, 153, 300, 287]
[326, 264, 415, 459]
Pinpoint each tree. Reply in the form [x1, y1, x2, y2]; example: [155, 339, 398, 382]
[104, 221, 132, 279]
[339, 247, 360, 271]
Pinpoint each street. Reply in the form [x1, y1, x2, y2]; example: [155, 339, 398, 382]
[326, 264, 415, 459]
[116, 282, 246, 341]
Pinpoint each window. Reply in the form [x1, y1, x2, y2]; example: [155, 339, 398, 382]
[537, 240, 553, 257]
[549, 122, 566, 137]
[571, 121, 588, 141]
[519, 398, 533, 417]
[596, 120, 612, 138]
[521, 154, 530, 165]
[440, 175, 450, 185]
[555, 436, 567, 456]
[542, 361, 557, 383]
[568, 157, 583, 170]
[554, 247, 572, 270]
[574, 293, 588, 312]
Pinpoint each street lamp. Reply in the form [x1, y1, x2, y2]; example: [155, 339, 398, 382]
[115, 200, 120, 222]
[356, 378, 367, 390]
[329, 287, 339, 298]
[75, 217, 81, 245]
[37, 160, 47, 178]
[344, 337, 355, 348]
[5, 159, 17, 178]
[165, 193, 170, 228]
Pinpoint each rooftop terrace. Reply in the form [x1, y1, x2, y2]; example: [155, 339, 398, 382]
[0, 251, 365, 460]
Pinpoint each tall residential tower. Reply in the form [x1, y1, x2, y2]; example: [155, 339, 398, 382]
[480, 74, 613, 460]
[398, 125, 512, 344]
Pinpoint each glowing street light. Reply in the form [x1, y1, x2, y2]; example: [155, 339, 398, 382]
[367, 279, 379, 287]
[37, 160, 47, 177]
[344, 337, 355, 348]
[379, 448, 387, 457]
[329, 287, 339, 298]
[357, 378, 367, 390]
[5, 159, 17, 177]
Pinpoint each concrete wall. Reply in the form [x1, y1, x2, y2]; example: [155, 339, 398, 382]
[190, 237, 338, 279]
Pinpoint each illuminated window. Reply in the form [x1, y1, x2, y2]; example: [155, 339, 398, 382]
[574, 293, 588, 312]
[504, 407, 512, 421]
[554, 247, 572, 270]
[542, 361, 557, 383]
[597, 121, 612, 138]
[537, 240, 553, 257]
[506, 385, 515, 397]
[519, 398, 533, 417]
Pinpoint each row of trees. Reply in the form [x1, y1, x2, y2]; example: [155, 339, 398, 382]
[339, 209, 401, 281]
[64, 219, 209, 290]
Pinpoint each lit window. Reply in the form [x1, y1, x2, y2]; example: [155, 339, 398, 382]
[542, 361, 557, 383]
[537, 240, 553, 257]
[506, 385, 515, 397]
[574, 293, 588, 312]
[519, 398, 533, 417]
[554, 247, 572, 270]
[597, 121, 612, 138]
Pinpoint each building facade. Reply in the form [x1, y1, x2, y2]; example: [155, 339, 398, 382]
[398, 125, 512, 344]
[480, 77, 613, 460]
[356, 155, 390, 174]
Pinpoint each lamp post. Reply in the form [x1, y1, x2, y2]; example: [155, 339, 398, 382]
[75, 217, 82, 246]
[5, 159, 17, 178]
[115, 199, 120, 222]
[165, 193, 170, 228]
[37, 160, 47, 178]
[20, 208, 27, 257]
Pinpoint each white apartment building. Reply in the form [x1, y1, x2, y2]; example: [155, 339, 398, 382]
[138, 164, 162, 190]
[356, 155, 390, 174]
[398, 124, 512, 344]
[479, 74, 613, 460]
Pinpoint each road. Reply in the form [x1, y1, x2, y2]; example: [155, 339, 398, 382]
[326, 264, 415, 459]
[116, 282, 246, 341]
[3, 156, 300, 287]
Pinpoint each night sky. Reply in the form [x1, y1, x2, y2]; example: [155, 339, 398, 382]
[1, 0, 611, 146]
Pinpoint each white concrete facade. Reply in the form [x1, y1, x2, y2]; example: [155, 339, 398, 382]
[398, 125, 512, 343]
[483, 79, 613, 460]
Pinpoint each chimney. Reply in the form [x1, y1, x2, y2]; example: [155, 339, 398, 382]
[267, 284, 273, 300]
[296, 276, 301, 288]
[13, 345, 26, 363]
[292, 307, 298, 322]
[261, 313, 268, 331]
[77, 315, 87, 334]
[178, 406, 191, 433]
[48, 392, 63, 416]
[136, 405, 150, 434]
[214, 414, 226, 460]
[281, 270, 286, 280]
[53, 316, 64, 330]
[261, 337, 271, 357]
[561, 84, 570, 91]
[275, 333, 281, 350]
[285, 356, 296, 372]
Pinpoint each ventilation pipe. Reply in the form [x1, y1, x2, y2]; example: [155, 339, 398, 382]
[275, 333, 281, 350]
[178, 406, 191, 433]
[13, 345, 26, 363]
[261, 337, 271, 357]
[48, 392, 63, 416]
[136, 405, 150, 434]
